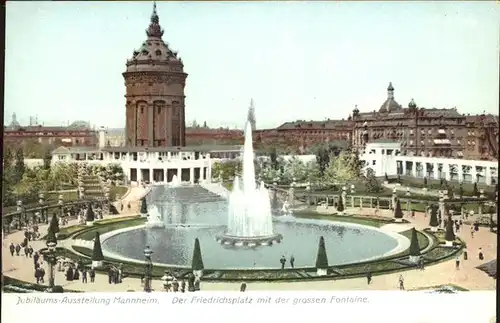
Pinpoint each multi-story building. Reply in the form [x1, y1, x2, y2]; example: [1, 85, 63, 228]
[4, 114, 98, 147]
[123, 3, 187, 148]
[353, 83, 498, 161]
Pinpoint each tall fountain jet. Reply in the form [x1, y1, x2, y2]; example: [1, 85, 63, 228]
[216, 118, 282, 247]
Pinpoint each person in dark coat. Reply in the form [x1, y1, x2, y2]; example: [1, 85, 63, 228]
[367, 272, 372, 285]
[33, 252, 39, 264]
[463, 249, 468, 260]
[66, 267, 74, 281]
[478, 248, 484, 260]
[82, 268, 88, 283]
[180, 279, 186, 293]
[22, 237, 28, 248]
[9, 243, 15, 256]
[35, 268, 42, 284]
[73, 268, 80, 280]
[240, 282, 247, 292]
[24, 246, 29, 258]
[108, 269, 113, 284]
[280, 255, 286, 269]
[15, 244, 21, 256]
[290, 255, 295, 268]
[39, 267, 45, 283]
[89, 268, 96, 283]
[172, 278, 179, 292]
[194, 276, 201, 291]
[187, 273, 195, 292]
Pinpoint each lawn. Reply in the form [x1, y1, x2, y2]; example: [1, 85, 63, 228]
[72, 217, 146, 240]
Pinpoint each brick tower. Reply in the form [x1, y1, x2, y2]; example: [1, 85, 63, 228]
[123, 3, 188, 147]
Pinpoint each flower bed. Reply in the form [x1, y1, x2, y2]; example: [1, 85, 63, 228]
[71, 217, 146, 241]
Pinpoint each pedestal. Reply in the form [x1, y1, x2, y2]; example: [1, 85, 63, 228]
[394, 218, 403, 223]
[316, 268, 327, 276]
[92, 260, 104, 269]
[86, 221, 94, 226]
[409, 255, 420, 264]
[444, 240, 454, 247]
[193, 269, 204, 278]
[430, 226, 438, 232]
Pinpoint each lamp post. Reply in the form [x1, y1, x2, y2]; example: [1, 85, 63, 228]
[39, 193, 47, 224]
[350, 184, 355, 194]
[45, 239, 57, 289]
[143, 246, 153, 292]
[16, 200, 23, 230]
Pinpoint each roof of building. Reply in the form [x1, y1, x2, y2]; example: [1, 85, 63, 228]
[101, 144, 242, 153]
[277, 119, 353, 130]
[368, 139, 400, 144]
[52, 146, 101, 154]
[125, 4, 184, 72]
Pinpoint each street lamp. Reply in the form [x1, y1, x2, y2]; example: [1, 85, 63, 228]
[58, 194, 64, 217]
[16, 200, 23, 230]
[39, 193, 47, 224]
[350, 184, 355, 194]
[45, 238, 58, 289]
[143, 246, 153, 292]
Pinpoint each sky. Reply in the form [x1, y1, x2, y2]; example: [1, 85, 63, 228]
[5, 1, 500, 130]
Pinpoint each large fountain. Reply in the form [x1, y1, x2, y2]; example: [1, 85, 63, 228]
[215, 120, 283, 247]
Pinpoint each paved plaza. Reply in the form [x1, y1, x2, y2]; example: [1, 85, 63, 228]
[2, 190, 497, 292]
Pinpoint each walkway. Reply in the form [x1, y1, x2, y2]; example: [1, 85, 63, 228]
[2, 204, 496, 292]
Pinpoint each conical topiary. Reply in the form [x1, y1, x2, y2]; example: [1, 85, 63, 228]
[46, 228, 57, 246]
[140, 198, 148, 215]
[86, 203, 95, 222]
[394, 199, 403, 219]
[429, 205, 439, 227]
[409, 228, 421, 256]
[191, 238, 204, 271]
[315, 236, 329, 269]
[336, 194, 344, 212]
[92, 232, 104, 261]
[49, 213, 60, 234]
[445, 215, 455, 242]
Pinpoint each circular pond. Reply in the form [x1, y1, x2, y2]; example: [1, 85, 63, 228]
[101, 200, 406, 269]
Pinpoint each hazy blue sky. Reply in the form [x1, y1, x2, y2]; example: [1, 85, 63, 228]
[5, 1, 499, 129]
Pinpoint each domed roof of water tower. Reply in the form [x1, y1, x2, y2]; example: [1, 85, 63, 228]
[124, 3, 184, 74]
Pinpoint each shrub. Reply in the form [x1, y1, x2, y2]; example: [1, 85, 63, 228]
[336, 194, 344, 212]
[140, 198, 148, 214]
[191, 238, 204, 271]
[394, 199, 403, 219]
[92, 232, 104, 261]
[409, 228, 421, 256]
[429, 205, 439, 227]
[444, 216, 455, 242]
[315, 236, 329, 269]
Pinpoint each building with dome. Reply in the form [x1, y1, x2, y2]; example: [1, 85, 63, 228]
[123, 3, 187, 148]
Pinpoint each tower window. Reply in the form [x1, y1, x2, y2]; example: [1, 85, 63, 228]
[140, 107, 144, 114]
[155, 50, 162, 56]
[157, 107, 161, 114]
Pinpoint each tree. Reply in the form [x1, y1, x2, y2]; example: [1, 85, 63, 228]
[472, 183, 479, 197]
[46, 228, 57, 246]
[191, 238, 204, 271]
[315, 236, 329, 269]
[2, 148, 15, 206]
[92, 232, 104, 261]
[49, 212, 60, 234]
[139, 199, 148, 215]
[270, 147, 279, 170]
[43, 148, 52, 170]
[429, 205, 439, 227]
[444, 215, 455, 242]
[86, 203, 95, 222]
[364, 168, 382, 193]
[394, 198, 403, 219]
[409, 228, 421, 257]
[324, 152, 357, 184]
[13, 148, 26, 183]
[336, 193, 344, 212]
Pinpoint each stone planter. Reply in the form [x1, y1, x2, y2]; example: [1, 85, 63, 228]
[422, 188, 428, 191]
[394, 218, 403, 223]
[316, 268, 327, 276]
[92, 260, 104, 269]
[409, 255, 420, 264]
[86, 221, 94, 226]
[384, 181, 389, 185]
[444, 240, 454, 247]
[193, 269, 204, 278]
[430, 226, 438, 232]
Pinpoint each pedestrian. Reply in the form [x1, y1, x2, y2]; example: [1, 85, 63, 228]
[478, 248, 484, 261]
[367, 272, 372, 285]
[35, 268, 41, 284]
[9, 243, 15, 256]
[82, 268, 88, 283]
[40, 267, 45, 283]
[463, 249, 468, 260]
[180, 279, 186, 293]
[398, 275, 404, 290]
[15, 244, 21, 256]
[24, 246, 29, 258]
[89, 268, 96, 283]
[240, 282, 247, 292]
[470, 226, 474, 238]
[290, 255, 295, 268]
[455, 257, 460, 270]
[172, 278, 179, 292]
[411, 210, 415, 218]
[108, 269, 113, 284]
[280, 255, 286, 270]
